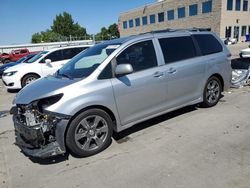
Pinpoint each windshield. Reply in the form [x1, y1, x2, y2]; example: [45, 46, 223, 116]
[25, 51, 48, 63]
[58, 43, 120, 79]
[16, 56, 26, 63]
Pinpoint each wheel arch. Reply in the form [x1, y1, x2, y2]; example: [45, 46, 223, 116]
[63, 105, 117, 152]
[208, 73, 224, 91]
[66, 105, 117, 133]
[21, 72, 41, 86]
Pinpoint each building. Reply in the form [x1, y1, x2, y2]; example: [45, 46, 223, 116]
[118, 0, 250, 41]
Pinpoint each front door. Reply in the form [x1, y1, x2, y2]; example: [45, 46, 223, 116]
[111, 40, 167, 125]
[41, 49, 68, 76]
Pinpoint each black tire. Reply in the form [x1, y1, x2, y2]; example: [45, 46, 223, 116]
[66, 109, 113, 157]
[3, 59, 10, 64]
[201, 76, 222, 108]
[21, 74, 40, 88]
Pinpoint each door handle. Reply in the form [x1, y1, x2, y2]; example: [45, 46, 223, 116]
[153, 71, 164, 78]
[167, 68, 177, 74]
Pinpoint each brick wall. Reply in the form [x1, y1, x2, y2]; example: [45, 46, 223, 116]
[119, 0, 222, 37]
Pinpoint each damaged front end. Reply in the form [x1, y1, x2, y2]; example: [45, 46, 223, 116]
[10, 94, 70, 158]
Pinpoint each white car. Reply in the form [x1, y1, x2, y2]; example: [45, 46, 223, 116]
[240, 45, 250, 58]
[2, 45, 92, 89]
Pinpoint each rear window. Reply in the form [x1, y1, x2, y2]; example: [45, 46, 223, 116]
[159, 36, 197, 64]
[193, 34, 223, 55]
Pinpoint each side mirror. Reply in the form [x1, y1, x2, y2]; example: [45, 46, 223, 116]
[45, 59, 52, 65]
[115, 64, 133, 76]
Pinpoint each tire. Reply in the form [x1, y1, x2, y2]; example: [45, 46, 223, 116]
[66, 109, 113, 157]
[3, 59, 10, 64]
[201, 76, 222, 108]
[21, 74, 40, 88]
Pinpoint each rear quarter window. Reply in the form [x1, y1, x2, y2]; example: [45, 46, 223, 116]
[193, 34, 223, 55]
[159, 36, 197, 64]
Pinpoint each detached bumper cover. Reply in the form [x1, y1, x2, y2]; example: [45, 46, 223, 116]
[13, 113, 70, 158]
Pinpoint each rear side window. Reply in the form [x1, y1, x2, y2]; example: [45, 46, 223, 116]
[159, 36, 197, 64]
[193, 34, 223, 55]
[45, 50, 63, 62]
[20, 50, 28, 54]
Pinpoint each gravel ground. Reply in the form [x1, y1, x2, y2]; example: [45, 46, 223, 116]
[0, 42, 250, 188]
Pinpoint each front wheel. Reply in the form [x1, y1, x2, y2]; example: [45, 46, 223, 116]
[201, 76, 222, 107]
[21, 74, 40, 88]
[66, 109, 113, 157]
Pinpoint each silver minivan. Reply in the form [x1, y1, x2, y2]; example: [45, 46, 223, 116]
[11, 30, 232, 158]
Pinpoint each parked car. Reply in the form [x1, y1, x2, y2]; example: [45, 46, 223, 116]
[0, 53, 10, 64]
[11, 30, 232, 158]
[239, 45, 250, 58]
[0, 53, 38, 78]
[0, 48, 39, 64]
[2, 45, 92, 89]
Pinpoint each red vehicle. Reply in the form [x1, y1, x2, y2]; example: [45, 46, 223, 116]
[0, 48, 38, 64]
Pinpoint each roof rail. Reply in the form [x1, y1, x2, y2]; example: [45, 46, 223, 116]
[140, 28, 211, 35]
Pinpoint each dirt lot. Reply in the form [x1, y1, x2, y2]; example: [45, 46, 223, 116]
[0, 42, 250, 188]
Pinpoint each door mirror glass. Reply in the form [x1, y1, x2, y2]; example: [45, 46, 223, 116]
[115, 64, 133, 76]
[45, 59, 52, 65]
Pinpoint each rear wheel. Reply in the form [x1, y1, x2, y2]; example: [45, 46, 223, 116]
[21, 74, 40, 88]
[201, 76, 222, 107]
[66, 109, 113, 157]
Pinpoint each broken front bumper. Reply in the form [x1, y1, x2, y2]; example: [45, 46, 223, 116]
[13, 113, 69, 159]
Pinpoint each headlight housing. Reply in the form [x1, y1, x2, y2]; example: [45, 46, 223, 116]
[3, 71, 17, 76]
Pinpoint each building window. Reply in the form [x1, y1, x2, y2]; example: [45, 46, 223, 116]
[202, 0, 212, 13]
[189, 4, 198, 16]
[242, 26, 247, 36]
[225, 26, 232, 38]
[158, 12, 164, 22]
[150, 14, 155, 24]
[236, 0, 241, 10]
[135, 18, 140, 27]
[227, 0, 233, 10]
[167, 10, 175, 20]
[243, 0, 248, 11]
[178, 7, 185, 18]
[142, 16, 147, 25]
[123, 21, 127, 29]
[129, 20, 134, 28]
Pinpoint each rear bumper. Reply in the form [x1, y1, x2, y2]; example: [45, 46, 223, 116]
[13, 113, 69, 158]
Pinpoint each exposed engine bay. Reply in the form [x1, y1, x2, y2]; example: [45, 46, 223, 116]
[11, 94, 70, 158]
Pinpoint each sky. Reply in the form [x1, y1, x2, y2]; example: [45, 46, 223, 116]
[0, 0, 155, 45]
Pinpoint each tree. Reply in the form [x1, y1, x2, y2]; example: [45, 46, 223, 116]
[95, 23, 120, 41]
[108, 23, 120, 38]
[51, 12, 87, 38]
[31, 30, 62, 43]
[31, 32, 42, 43]
[31, 12, 87, 43]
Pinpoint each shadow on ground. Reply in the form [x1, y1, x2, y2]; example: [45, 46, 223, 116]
[113, 105, 198, 140]
[7, 89, 20, 93]
[25, 105, 198, 164]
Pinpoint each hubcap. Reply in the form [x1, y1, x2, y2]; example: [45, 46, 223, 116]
[206, 79, 220, 104]
[25, 77, 37, 85]
[74, 115, 109, 151]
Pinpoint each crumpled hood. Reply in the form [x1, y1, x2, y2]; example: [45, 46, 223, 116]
[14, 76, 78, 104]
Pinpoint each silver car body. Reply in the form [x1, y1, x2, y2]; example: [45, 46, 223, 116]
[13, 31, 232, 157]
